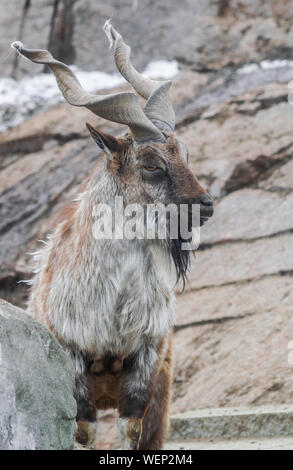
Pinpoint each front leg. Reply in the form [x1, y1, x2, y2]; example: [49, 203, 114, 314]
[75, 373, 98, 449]
[117, 417, 143, 450]
[118, 340, 165, 450]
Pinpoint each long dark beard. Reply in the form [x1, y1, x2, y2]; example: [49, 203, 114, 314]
[166, 210, 194, 290]
[169, 238, 191, 290]
[144, 205, 195, 290]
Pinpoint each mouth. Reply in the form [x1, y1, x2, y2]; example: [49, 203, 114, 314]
[200, 205, 214, 226]
[200, 217, 208, 226]
[185, 204, 214, 228]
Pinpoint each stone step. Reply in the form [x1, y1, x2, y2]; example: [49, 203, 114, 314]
[165, 436, 293, 450]
[169, 405, 293, 441]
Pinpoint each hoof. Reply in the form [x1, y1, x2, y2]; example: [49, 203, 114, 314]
[75, 420, 97, 450]
[118, 417, 142, 450]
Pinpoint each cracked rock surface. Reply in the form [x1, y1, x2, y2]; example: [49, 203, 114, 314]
[2, 1, 293, 78]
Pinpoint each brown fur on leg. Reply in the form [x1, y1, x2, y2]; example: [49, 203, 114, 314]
[75, 373, 98, 449]
[138, 334, 173, 450]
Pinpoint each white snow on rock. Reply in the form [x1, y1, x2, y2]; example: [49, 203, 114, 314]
[142, 60, 178, 80]
[237, 59, 293, 75]
[0, 60, 178, 132]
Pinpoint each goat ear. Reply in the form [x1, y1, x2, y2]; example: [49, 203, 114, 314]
[86, 123, 122, 161]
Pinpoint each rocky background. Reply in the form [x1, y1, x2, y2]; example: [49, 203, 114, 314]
[1, 0, 293, 449]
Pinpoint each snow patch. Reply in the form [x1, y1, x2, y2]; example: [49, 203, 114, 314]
[237, 59, 293, 75]
[142, 60, 178, 80]
[0, 60, 178, 133]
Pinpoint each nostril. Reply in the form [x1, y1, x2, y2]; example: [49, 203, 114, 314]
[199, 193, 213, 206]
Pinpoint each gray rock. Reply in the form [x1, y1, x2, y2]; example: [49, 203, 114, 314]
[3, 0, 293, 79]
[259, 159, 293, 192]
[2, 0, 53, 79]
[165, 436, 293, 450]
[189, 233, 293, 290]
[176, 274, 293, 325]
[201, 189, 293, 245]
[169, 405, 293, 440]
[0, 299, 76, 450]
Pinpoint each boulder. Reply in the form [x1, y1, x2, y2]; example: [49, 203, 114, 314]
[0, 299, 76, 450]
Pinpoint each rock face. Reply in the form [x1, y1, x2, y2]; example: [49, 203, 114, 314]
[0, 299, 76, 450]
[2, 0, 293, 78]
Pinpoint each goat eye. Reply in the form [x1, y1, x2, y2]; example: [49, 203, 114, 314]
[145, 166, 158, 172]
[141, 165, 165, 182]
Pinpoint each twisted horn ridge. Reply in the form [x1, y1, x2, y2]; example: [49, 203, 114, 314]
[103, 20, 175, 134]
[11, 41, 164, 143]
